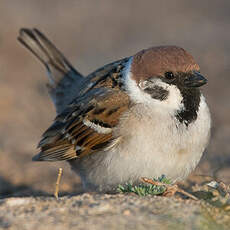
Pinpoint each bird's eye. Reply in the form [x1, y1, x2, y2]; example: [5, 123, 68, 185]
[164, 72, 175, 80]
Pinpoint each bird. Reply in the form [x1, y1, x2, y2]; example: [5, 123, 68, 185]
[18, 28, 211, 192]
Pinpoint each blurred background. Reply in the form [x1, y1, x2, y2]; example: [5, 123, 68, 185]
[0, 0, 230, 197]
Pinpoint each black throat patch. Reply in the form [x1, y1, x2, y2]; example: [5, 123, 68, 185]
[176, 87, 201, 126]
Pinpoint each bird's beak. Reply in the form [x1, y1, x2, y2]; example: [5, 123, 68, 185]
[184, 71, 207, 88]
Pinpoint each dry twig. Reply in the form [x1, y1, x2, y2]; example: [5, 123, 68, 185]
[141, 177, 198, 200]
[54, 168, 63, 199]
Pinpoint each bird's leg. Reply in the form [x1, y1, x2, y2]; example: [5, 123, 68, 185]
[141, 177, 198, 200]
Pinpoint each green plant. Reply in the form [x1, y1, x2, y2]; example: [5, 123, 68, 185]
[117, 175, 171, 196]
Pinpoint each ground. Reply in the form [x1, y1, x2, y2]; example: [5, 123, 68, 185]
[0, 193, 229, 230]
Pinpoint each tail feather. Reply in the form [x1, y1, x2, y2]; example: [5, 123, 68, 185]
[18, 28, 83, 83]
[18, 28, 85, 114]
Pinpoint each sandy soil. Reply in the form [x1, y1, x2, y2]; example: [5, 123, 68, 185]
[0, 194, 229, 230]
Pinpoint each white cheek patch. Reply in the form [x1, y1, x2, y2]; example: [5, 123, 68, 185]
[123, 57, 184, 113]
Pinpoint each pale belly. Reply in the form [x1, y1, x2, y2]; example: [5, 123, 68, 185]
[70, 97, 211, 191]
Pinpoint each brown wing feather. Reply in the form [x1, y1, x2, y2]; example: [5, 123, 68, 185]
[34, 88, 130, 161]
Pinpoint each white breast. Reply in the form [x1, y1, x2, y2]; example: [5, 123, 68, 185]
[73, 95, 210, 192]
[105, 94, 211, 184]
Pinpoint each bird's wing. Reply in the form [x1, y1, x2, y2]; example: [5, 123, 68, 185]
[18, 28, 85, 114]
[33, 57, 131, 161]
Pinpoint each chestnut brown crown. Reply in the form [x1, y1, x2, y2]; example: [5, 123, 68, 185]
[131, 46, 200, 82]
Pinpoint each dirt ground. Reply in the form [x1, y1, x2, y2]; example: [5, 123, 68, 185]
[1, 194, 230, 230]
[0, 0, 230, 198]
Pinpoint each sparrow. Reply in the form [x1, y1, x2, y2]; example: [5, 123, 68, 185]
[18, 28, 211, 192]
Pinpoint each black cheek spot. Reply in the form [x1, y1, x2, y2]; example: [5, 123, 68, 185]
[144, 86, 169, 101]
